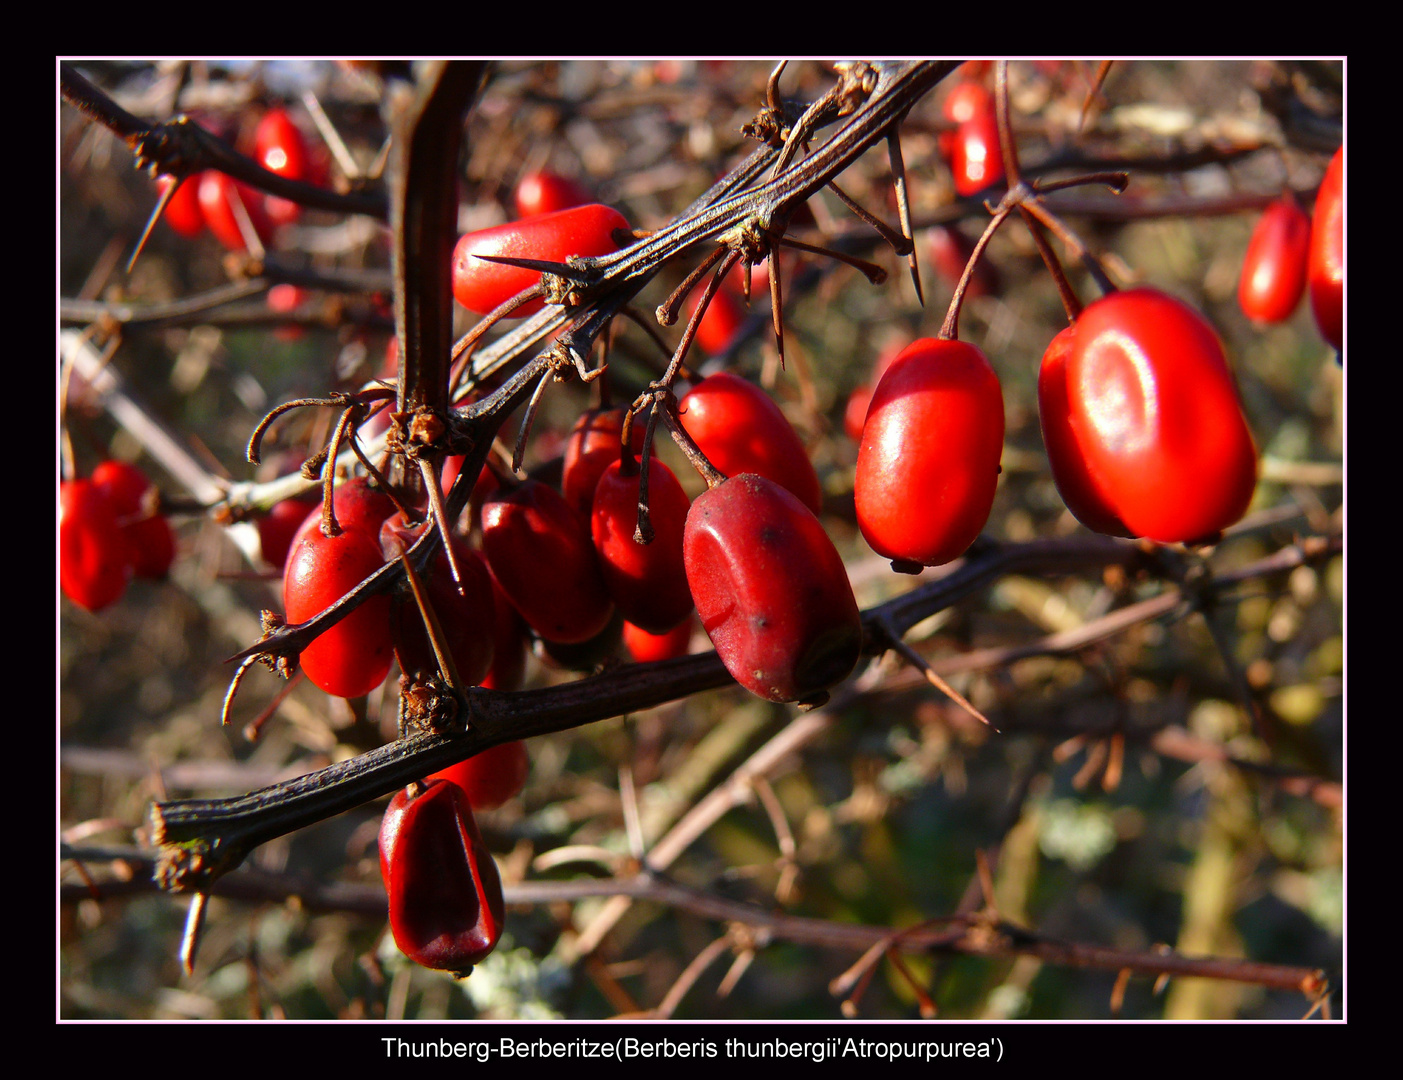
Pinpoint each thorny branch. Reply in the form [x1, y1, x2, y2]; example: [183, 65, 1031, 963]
[148, 530, 1339, 892]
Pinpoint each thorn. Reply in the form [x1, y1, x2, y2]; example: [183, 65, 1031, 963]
[416, 457, 464, 591]
[766, 60, 788, 113]
[825, 179, 912, 257]
[886, 949, 938, 1018]
[470, 251, 595, 284]
[887, 130, 923, 306]
[618, 765, 645, 863]
[514, 370, 552, 474]
[716, 950, 754, 998]
[884, 625, 997, 731]
[128, 176, 178, 274]
[226, 182, 266, 261]
[398, 550, 464, 695]
[179, 891, 210, 976]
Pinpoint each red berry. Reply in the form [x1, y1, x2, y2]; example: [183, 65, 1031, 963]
[843, 342, 902, 443]
[378, 779, 505, 974]
[266, 283, 308, 342]
[942, 80, 991, 125]
[480, 481, 614, 644]
[953, 62, 991, 87]
[514, 170, 592, 218]
[590, 456, 694, 634]
[197, 171, 271, 251]
[684, 474, 861, 703]
[266, 283, 306, 314]
[428, 741, 530, 811]
[60, 479, 132, 612]
[156, 175, 204, 238]
[283, 517, 394, 699]
[254, 108, 309, 181]
[258, 494, 320, 570]
[1239, 194, 1311, 324]
[90, 460, 175, 580]
[255, 108, 312, 227]
[855, 339, 1004, 567]
[623, 615, 694, 663]
[1060, 288, 1258, 542]
[1037, 327, 1133, 537]
[844, 385, 873, 445]
[946, 88, 1004, 197]
[689, 284, 745, 355]
[286, 477, 398, 560]
[535, 609, 625, 673]
[451, 204, 630, 318]
[1309, 147, 1343, 350]
[678, 372, 822, 514]
[561, 408, 645, 519]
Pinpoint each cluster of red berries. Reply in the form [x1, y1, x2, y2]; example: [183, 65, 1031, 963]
[60, 461, 175, 612]
[79, 130, 1330, 975]
[157, 108, 325, 251]
[1237, 147, 1344, 350]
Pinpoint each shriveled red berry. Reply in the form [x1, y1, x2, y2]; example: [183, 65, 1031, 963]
[684, 474, 861, 703]
[379, 780, 505, 975]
